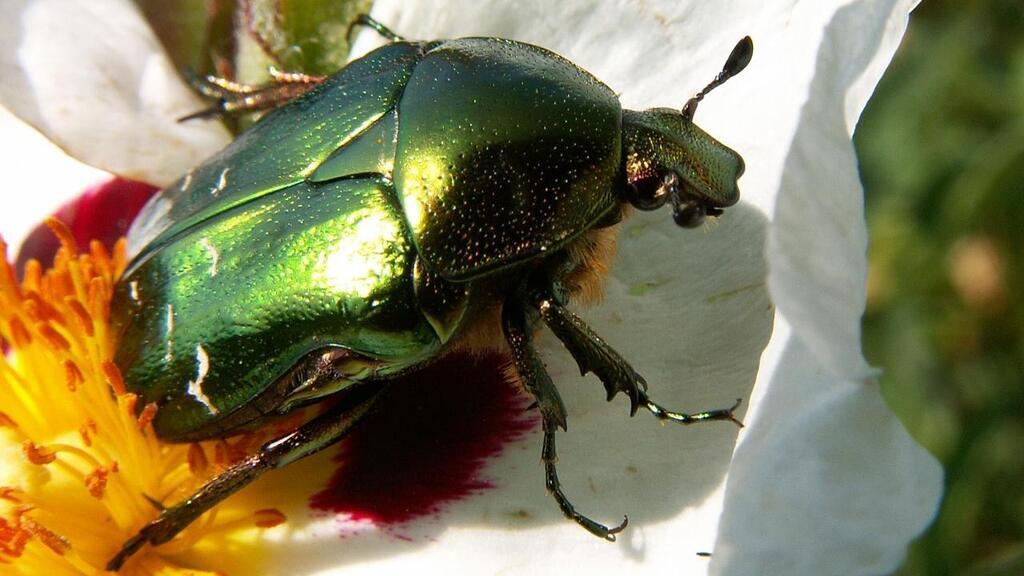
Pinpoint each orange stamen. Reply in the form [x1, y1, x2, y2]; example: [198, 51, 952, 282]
[253, 509, 286, 528]
[23, 442, 56, 465]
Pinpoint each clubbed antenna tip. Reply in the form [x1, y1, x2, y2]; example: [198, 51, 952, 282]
[682, 36, 753, 121]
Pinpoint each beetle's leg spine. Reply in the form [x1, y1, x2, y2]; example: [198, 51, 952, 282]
[529, 289, 646, 414]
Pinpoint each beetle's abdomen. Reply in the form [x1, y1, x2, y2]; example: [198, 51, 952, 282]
[395, 38, 623, 280]
[112, 178, 439, 441]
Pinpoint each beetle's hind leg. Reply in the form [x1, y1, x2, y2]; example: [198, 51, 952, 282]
[179, 67, 326, 122]
[528, 289, 743, 427]
[502, 299, 628, 541]
[106, 385, 385, 572]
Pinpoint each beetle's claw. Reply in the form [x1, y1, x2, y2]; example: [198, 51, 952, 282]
[178, 105, 226, 123]
[106, 512, 179, 571]
[608, 515, 629, 537]
[106, 531, 149, 571]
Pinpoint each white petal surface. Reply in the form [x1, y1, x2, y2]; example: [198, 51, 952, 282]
[0, 0, 230, 187]
[325, 1, 941, 576]
[0, 106, 107, 255]
[713, 2, 943, 574]
[0, 0, 944, 574]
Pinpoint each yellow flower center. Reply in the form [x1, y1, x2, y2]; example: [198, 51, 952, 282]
[0, 219, 282, 574]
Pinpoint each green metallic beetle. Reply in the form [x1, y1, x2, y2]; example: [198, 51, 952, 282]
[107, 16, 752, 570]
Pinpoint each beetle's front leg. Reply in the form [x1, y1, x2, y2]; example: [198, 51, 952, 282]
[502, 299, 628, 541]
[179, 68, 327, 121]
[527, 289, 743, 427]
[107, 385, 384, 572]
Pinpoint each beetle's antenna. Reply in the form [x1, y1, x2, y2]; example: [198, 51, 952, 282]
[682, 36, 753, 121]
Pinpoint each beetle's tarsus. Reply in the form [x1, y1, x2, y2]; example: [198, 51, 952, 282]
[643, 396, 744, 428]
[106, 532, 147, 571]
[179, 67, 325, 121]
[348, 14, 405, 43]
[543, 423, 628, 541]
[106, 386, 384, 571]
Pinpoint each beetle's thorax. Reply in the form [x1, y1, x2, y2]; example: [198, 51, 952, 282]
[445, 219, 624, 359]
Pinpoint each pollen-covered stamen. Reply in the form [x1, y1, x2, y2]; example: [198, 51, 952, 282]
[137, 402, 159, 429]
[23, 442, 56, 465]
[64, 359, 84, 391]
[253, 508, 287, 528]
[1, 223, 280, 573]
[84, 467, 111, 499]
[22, 516, 71, 556]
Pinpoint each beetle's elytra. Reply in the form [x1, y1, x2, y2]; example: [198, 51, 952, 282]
[107, 16, 752, 570]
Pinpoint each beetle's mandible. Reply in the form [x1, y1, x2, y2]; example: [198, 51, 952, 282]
[107, 16, 753, 570]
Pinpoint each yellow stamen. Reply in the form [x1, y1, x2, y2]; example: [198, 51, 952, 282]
[0, 224, 274, 574]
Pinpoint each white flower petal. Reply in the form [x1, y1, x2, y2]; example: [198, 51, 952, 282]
[0, 106, 107, 255]
[327, 2, 941, 576]
[0, 0, 944, 574]
[713, 2, 943, 574]
[713, 321, 943, 575]
[0, 0, 230, 187]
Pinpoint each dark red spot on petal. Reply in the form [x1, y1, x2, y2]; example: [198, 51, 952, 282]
[15, 177, 157, 274]
[310, 352, 538, 534]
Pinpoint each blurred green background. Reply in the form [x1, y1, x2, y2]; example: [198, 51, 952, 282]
[856, 0, 1024, 574]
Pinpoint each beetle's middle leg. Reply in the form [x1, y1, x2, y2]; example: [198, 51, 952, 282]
[179, 67, 327, 121]
[106, 384, 385, 572]
[526, 287, 743, 427]
[502, 298, 628, 541]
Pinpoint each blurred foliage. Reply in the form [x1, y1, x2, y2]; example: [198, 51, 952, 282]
[136, 0, 371, 76]
[855, 0, 1024, 574]
[135, 0, 371, 132]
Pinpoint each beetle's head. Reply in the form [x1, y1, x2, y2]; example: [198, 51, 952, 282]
[619, 37, 752, 228]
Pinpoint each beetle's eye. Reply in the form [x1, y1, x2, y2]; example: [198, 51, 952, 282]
[673, 201, 707, 228]
[626, 173, 671, 211]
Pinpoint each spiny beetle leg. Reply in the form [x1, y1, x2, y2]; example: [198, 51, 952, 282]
[529, 291, 646, 414]
[106, 385, 384, 572]
[530, 292, 743, 428]
[501, 299, 567, 431]
[179, 68, 326, 122]
[502, 298, 626, 540]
